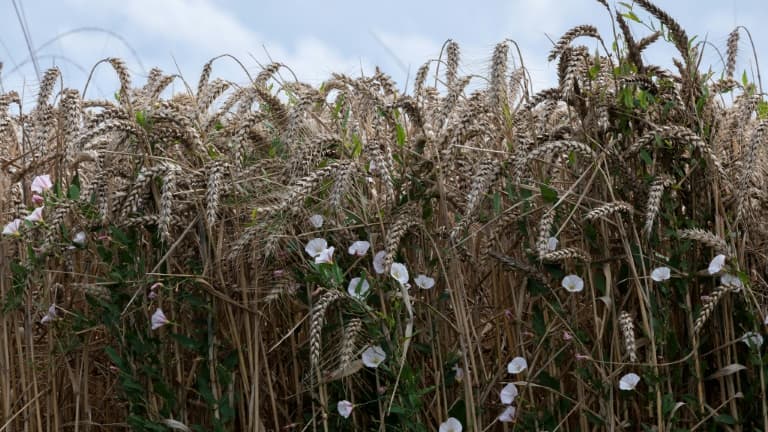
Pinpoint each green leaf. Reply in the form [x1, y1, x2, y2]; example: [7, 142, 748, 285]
[540, 184, 558, 204]
[395, 123, 406, 147]
[742, 70, 749, 87]
[714, 414, 736, 425]
[622, 11, 642, 23]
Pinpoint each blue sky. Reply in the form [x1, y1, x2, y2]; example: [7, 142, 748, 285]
[0, 0, 765, 102]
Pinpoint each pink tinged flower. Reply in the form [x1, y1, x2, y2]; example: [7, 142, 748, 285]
[361, 345, 386, 368]
[73, 231, 86, 246]
[151, 308, 169, 330]
[498, 405, 517, 423]
[452, 364, 464, 382]
[348, 240, 371, 256]
[390, 262, 409, 285]
[563, 331, 573, 341]
[32, 194, 44, 206]
[500, 383, 519, 404]
[439, 417, 463, 432]
[561, 274, 584, 293]
[2, 219, 22, 236]
[315, 246, 335, 264]
[507, 356, 528, 374]
[305, 238, 328, 258]
[650, 266, 671, 282]
[25, 206, 44, 223]
[148, 291, 158, 300]
[708, 254, 726, 275]
[619, 373, 641, 391]
[373, 250, 387, 274]
[721, 273, 743, 292]
[575, 354, 591, 361]
[414, 274, 435, 289]
[764, 314, 768, 326]
[309, 214, 324, 228]
[31, 174, 53, 194]
[741, 331, 764, 349]
[337, 400, 353, 418]
[347, 277, 370, 300]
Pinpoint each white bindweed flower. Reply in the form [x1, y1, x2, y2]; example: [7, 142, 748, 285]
[347, 277, 370, 300]
[25, 206, 44, 223]
[498, 405, 517, 423]
[31, 174, 53, 194]
[741, 331, 764, 349]
[348, 240, 371, 256]
[561, 274, 584, 293]
[362, 345, 386, 368]
[315, 246, 335, 264]
[305, 238, 328, 258]
[547, 236, 558, 251]
[651, 266, 671, 282]
[708, 254, 726, 275]
[720, 273, 743, 292]
[309, 214, 324, 228]
[2, 219, 22, 236]
[40, 304, 57, 324]
[507, 357, 528, 374]
[390, 262, 409, 285]
[764, 314, 768, 326]
[373, 251, 387, 274]
[414, 274, 435, 289]
[438, 417, 462, 432]
[500, 383, 519, 404]
[73, 231, 86, 246]
[619, 373, 641, 391]
[32, 194, 44, 206]
[151, 308, 169, 330]
[452, 364, 464, 382]
[337, 400, 353, 418]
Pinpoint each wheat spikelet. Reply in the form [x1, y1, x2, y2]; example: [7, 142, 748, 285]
[206, 161, 225, 228]
[489, 251, 554, 287]
[536, 208, 556, 257]
[541, 247, 590, 263]
[256, 162, 342, 215]
[694, 285, 733, 334]
[198, 60, 214, 98]
[37, 67, 61, 107]
[310, 290, 346, 368]
[633, 0, 688, 62]
[444, 40, 460, 90]
[159, 164, 180, 243]
[488, 41, 509, 112]
[585, 201, 634, 221]
[643, 175, 672, 237]
[514, 140, 597, 180]
[384, 203, 421, 271]
[738, 119, 767, 207]
[108, 58, 132, 100]
[329, 161, 357, 210]
[548, 25, 602, 61]
[725, 28, 740, 79]
[677, 228, 729, 254]
[619, 311, 638, 362]
[558, 46, 589, 101]
[451, 159, 501, 239]
[197, 78, 230, 113]
[339, 318, 363, 371]
[615, 12, 642, 70]
[81, 284, 110, 302]
[637, 31, 662, 54]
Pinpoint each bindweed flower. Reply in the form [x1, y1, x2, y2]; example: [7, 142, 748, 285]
[348, 240, 371, 256]
[347, 277, 370, 300]
[148, 291, 158, 300]
[507, 357, 528, 374]
[32, 194, 44, 206]
[498, 405, 516, 423]
[720, 273, 743, 292]
[373, 250, 387, 274]
[619, 373, 641, 391]
[337, 400, 353, 418]
[390, 262, 409, 285]
[546, 236, 558, 251]
[31, 174, 53, 194]
[25, 206, 44, 223]
[708, 254, 726, 275]
[362, 345, 386, 368]
[305, 238, 328, 258]
[500, 383, 519, 404]
[741, 331, 764, 349]
[315, 246, 335, 264]
[764, 314, 768, 326]
[651, 266, 671, 282]
[73, 231, 86, 246]
[2, 219, 22, 236]
[453, 364, 464, 382]
[561, 274, 584, 293]
[563, 331, 573, 341]
[414, 274, 435, 289]
[439, 417, 462, 432]
[309, 214, 324, 228]
[151, 308, 170, 330]
[40, 304, 57, 324]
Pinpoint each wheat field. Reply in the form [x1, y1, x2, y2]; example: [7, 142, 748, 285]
[1, 0, 768, 431]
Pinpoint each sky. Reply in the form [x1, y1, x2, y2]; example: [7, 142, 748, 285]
[0, 0, 765, 103]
